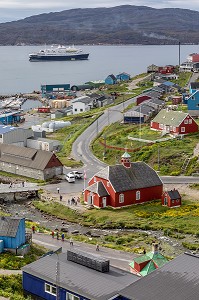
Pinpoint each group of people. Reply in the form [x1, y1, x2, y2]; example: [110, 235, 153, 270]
[51, 230, 73, 245]
[68, 196, 80, 206]
[9, 181, 25, 188]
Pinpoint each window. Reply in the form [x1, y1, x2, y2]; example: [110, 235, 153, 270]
[74, 108, 77, 112]
[80, 109, 83, 112]
[184, 119, 188, 124]
[191, 96, 195, 100]
[181, 127, 185, 132]
[173, 127, 176, 132]
[136, 191, 140, 201]
[107, 182, 110, 187]
[159, 123, 163, 129]
[67, 292, 80, 300]
[119, 193, 124, 203]
[94, 177, 96, 182]
[45, 283, 56, 296]
[189, 119, 192, 124]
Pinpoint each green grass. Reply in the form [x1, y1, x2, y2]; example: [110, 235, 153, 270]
[91, 123, 199, 175]
[0, 244, 47, 270]
[0, 274, 29, 300]
[33, 199, 199, 235]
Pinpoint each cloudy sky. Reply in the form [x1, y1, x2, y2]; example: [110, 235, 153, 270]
[0, 0, 199, 23]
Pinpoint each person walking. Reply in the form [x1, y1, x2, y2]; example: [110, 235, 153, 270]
[96, 243, 99, 251]
[32, 225, 35, 234]
[57, 187, 60, 194]
[60, 195, 63, 201]
[51, 231, 54, 238]
[56, 231, 59, 240]
[70, 237, 73, 246]
[61, 233, 65, 242]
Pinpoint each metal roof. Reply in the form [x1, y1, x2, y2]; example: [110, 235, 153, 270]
[0, 144, 62, 170]
[152, 109, 189, 127]
[119, 253, 199, 300]
[167, 189, 181, 200]
[22, 252, 139, 300]
[95, 162, 162, 192]
[86, 181, 109, 197]
[190, 82, 199, 90]
[0, 125, 17, 134]
[72, 96, 93, 104]
[0, 216, 22, 237]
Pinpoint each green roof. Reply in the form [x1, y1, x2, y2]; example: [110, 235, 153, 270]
[121, 151, 131, 158]
[140, 260, 156, 276]
[152, 109, 188, 127]
[130, 251, 168, 276]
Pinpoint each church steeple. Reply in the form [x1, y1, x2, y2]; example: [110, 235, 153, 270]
[121, 151, 131, 168]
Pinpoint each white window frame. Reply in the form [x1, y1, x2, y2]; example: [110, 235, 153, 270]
[159, 123, 163, 129]
[189, 119, 192, 124]
[184, 119, 188, 124]
[94, 177, 96, 182]
[107, 182, 110, 187]
[173, 127, 176, 132]
[136, 191, 140, 201]
[45, 283, 57, 296]
[119, 193, 124, 203]
[181, 127, 185, 133]
[67, 292, 80, 300]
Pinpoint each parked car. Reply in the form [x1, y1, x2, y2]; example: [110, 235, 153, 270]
[69, 171, 83, 179]
[65, 173, 75, 183]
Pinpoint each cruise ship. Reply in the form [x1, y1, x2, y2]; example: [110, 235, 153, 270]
[29, 45, 89, 61]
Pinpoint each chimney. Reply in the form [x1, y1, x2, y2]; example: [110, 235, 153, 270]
[152, 242, 159, 254]
[121, 151, 131, 168]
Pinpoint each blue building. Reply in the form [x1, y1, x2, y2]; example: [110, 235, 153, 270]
[116, 72, 131, 81]
[187, 90, 199, 116]
[105, 74, 117, 85]
[22, 249, 139, 300]
[0, 217, 26, 250]
[189, 82, 199, 94]
[0, 111, 24, 125]
[41, 84, 70, 97]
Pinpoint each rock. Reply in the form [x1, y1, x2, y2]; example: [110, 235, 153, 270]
[61, 228, 68, 232]
[71, 230, 79, 234]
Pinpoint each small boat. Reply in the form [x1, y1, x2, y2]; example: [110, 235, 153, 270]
[29, 45, 89, 61]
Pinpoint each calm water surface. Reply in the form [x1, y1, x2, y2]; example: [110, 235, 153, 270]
[0, 44, 199, 94]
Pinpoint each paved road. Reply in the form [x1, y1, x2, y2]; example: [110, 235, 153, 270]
[32, 232, 135, 271]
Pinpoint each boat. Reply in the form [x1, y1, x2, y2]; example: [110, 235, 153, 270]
[29, 45, 89, 61]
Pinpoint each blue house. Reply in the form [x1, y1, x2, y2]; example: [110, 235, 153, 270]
[0, 217, 26, 250]
[0, 111, 25, 125]
[22, 249, 139, 300]
[105, 74, 117, 85]
[116, 72, 131, 81]
[187, 90, 199, 116]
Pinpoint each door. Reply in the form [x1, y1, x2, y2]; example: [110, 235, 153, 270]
[102, 197, 107, 208]
[87, 192, 93, 205]
[164, 197, 168, 206]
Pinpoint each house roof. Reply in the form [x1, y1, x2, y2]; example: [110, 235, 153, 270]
[162, 81, 175, 87]
[0, 144, 62, 170]
[22, 252, 139, 300]
[190, 82, 199, 90]
[86, 181, 109, 197]
[167, 189, 181, 200]
[0, 125, 17, 134]
[117, 72, 130, 77]
[0, 216, 23, 237]
[119, 253, 199, 300]
[72, 96, 92, 104]
[94, 162, 162, 193]
[152, 109, 190, 127]
[147, 98, 165, 106]
[134, 104, 155, 116]
[107, 74, 117, 80]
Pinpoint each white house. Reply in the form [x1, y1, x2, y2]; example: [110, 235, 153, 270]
[72, 96, 93, 114]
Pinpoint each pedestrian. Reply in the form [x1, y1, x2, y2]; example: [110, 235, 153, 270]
[22, 181, 24, 187]
[60, 195, 63, 201]
[51, 231, 54, 238]
[57, 187, 60, 194]
[70, 237, 73, 246]
[56, 231, 59, 240]
[32, 225, 35, 234]
[61, 233, 65, 242]
[96, 243, 99, 251]
[9, 182, 12, 188]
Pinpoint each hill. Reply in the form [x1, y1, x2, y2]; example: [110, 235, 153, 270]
[0, 5, 199, 45]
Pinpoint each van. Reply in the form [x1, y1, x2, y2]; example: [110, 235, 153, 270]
[65, 173, 75, 183]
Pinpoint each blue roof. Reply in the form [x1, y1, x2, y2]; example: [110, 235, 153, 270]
[163, 81, 175, 86]
[0, 125, 17, 134]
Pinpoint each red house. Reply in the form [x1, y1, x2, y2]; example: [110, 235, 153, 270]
[37, 107, 51, 113]
[162, 189, 181, 207]
[136, 95, 151, 105]
[84, 152, 163, 208]
[151, 109, 198, 135]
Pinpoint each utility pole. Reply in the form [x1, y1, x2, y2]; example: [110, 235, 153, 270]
[107, 108, 110, 126]
[96, 118, 99, 135]
[178, 41, 181, 66]
[56, 260, 60, 300]
[158, 145, 160, 171]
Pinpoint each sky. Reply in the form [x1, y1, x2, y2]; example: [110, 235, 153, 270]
[0, 0, 199, 23]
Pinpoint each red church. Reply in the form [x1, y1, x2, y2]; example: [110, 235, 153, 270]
[84, 152, 163, 208]
[162, 189, 181, 207]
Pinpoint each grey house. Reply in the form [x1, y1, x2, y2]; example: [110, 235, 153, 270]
[0, 144, 63, 180]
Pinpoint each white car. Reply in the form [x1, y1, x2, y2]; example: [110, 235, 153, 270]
[65, 173, 75, 183]
[70, 170, 83, 179]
